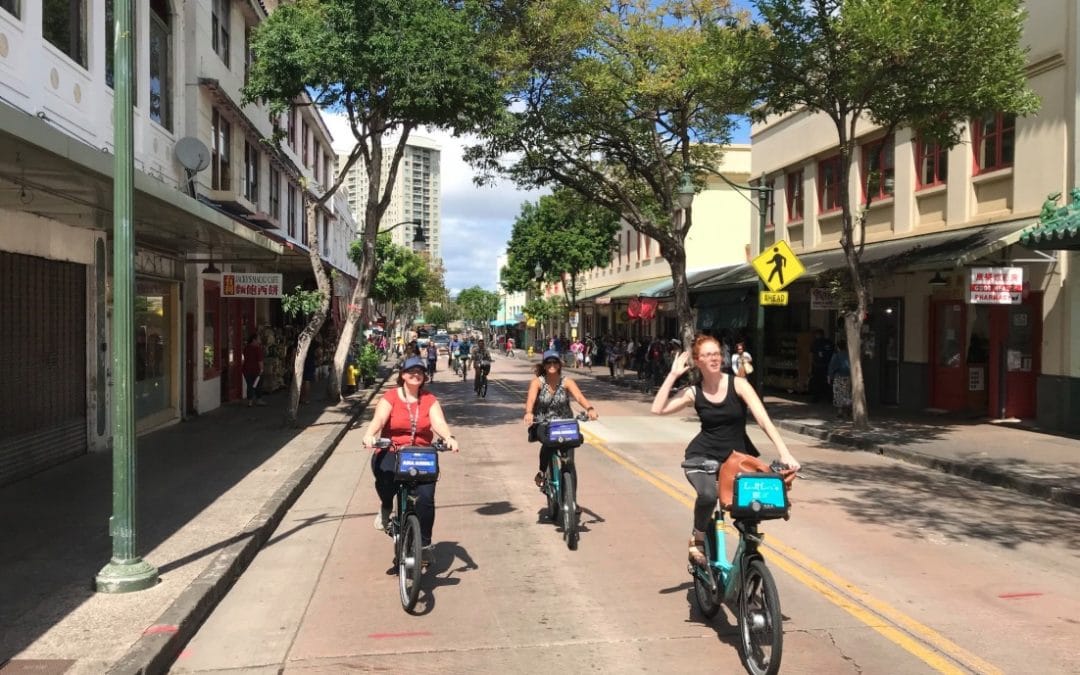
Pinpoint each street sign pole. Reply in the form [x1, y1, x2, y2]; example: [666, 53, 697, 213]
[755, 184, 768, 391]
[96, 0, 158, 593]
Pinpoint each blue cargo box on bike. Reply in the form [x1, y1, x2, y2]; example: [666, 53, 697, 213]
[395, 448, 440, 482]
[729, 472, 788, 520]
[538, 419, 583, 447]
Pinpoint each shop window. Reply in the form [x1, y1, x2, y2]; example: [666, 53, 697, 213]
[915, 135, 948, 189]
[785, 169, 804, 222]
[203, 281, 221, 379]
[211, 0, 230, 67]
[973, 112, 1015, 174]
[135, 280, 173, 419]
[105, 0, 136, 98]
[1, 1, 20, 19]
[44, 0, 87, 67]
[862, 136, 894, 201]
[148, 0, 172, 130]
[817, 155, 843, 213]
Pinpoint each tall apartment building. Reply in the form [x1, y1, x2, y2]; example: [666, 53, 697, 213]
[339, 136, 442, 261]
[0, 0, 356, 484]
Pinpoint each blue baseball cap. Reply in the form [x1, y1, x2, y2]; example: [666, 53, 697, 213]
[542, 350, 561, 362]
[402, 356, 426, 371]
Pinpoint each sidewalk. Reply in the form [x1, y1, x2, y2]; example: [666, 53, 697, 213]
[0, 369, 390, 675]
[528, 353, 1080, 508]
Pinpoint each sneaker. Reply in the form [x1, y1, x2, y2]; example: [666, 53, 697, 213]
[421, 545, 433, 568]
[688, 535, 706, 566]
[534, 472, 545, 489]
[373, 506, 391, 531]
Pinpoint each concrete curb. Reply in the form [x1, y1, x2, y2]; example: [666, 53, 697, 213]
[107, 373, 392, 675]
[775, 419, 1080, 509]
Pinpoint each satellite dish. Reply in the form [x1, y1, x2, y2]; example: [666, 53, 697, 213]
[175, 137, 211, 172]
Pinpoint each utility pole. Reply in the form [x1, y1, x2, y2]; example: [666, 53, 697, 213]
[754, 177, 769, 392]
[96, 0, 158, 593]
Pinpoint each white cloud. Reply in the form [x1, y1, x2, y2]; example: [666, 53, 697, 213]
[322, 114, 547, 294]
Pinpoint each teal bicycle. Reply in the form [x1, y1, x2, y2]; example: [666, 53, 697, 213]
[373, 438, 448, 613]
[682, 457, 794, 675]
[535, 412, 588, 550]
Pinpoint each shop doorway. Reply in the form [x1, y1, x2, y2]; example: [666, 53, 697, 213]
[221, 298, 256, 402]
[929, 300, 966, 410]
[867, 298, 902, 406]
[987, 293, 1041, 419]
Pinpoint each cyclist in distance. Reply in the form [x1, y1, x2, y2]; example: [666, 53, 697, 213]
[523, 350, 599, 490]
[470, 338, 493, 394]
[650, 334, 799, 565]
[361, 355, 460, 565]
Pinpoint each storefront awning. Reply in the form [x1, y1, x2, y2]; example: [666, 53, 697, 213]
[605, 276, 674, 300]
[575, 282, 623, 303]
[691, 221, 1033, 292]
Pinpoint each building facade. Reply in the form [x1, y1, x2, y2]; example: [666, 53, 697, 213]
[0, 0, 355, 485]
[339, 135, 442, 261]
[724, 2, 1078, 430]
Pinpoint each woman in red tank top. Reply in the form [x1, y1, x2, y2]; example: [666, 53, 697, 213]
[361, 356, 459, 564]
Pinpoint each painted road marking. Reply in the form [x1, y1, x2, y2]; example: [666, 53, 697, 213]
[492, 377, 1002, 675]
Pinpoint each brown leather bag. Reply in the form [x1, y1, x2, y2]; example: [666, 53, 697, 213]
[718, 451, 796, 509]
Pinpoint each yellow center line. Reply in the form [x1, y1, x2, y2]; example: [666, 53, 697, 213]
[490, 377, 999, 675]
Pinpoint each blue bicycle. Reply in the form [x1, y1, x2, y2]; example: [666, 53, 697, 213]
[682, 458, 794, 675]
[373, 438, 449, 612]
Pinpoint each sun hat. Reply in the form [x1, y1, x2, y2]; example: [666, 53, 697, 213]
[402, 356, 426, 371]
[542, 349, 561, 362]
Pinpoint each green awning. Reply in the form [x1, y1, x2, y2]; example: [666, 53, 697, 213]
[1021, 198, 1080, 250]
[576, 282, 623, 303]
[606, 276, 673, 300]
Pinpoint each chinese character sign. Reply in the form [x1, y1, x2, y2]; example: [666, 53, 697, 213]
[221, 273, 284, 298]
[967, 267, 1023, 305]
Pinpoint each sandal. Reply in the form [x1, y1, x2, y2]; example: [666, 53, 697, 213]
[688, 533, 706, 566]
[534, 472, 545, 488]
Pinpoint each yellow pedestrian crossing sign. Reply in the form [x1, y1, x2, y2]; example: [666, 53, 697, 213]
[752, 240, 805, 292]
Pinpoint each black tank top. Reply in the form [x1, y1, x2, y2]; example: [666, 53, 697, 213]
[684, 375, 746, 462]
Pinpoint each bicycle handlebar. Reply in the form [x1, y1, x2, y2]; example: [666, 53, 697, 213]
[372, 437, 451, 451]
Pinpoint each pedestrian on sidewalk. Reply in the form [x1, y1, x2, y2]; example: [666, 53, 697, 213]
[242, 333, 267, 406]
[828, 339, 852, 419]
[362, 356, 460, 566]
[650, 334, 799, 565]
[732, 339, 753, 379]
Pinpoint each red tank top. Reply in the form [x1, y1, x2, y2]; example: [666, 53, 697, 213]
[380, 387, 436, 448]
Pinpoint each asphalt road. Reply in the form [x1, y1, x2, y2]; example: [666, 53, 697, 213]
[173, 356, 1080, 674]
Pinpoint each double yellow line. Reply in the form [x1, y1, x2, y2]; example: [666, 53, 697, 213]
[577, 425, 1001, 675]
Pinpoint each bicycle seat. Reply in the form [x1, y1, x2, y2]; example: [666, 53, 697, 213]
[681, 457, 720, 473]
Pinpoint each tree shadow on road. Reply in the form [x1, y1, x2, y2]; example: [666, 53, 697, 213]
[803, 461, 1080, 552]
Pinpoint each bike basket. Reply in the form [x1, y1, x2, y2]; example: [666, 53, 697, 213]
[394, 448, 440, 482]
[729, 472, 788, 520]
[538, 419, 583, 447]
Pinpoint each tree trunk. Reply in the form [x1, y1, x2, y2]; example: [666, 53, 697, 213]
[285, 201, 332, 427]
[845, 287, 871, 429]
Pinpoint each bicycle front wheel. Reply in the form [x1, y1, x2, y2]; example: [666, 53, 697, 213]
[398, 513, 424, 612]
[561, 470, 578, 550]
[544, 466, 559, 521]
[480, 375, 488, 398]
[738, 558, 783, 675]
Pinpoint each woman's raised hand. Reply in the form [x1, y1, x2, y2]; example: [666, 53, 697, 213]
[670, 350, 691, 378]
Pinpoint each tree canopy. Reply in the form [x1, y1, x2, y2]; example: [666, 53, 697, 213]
[501, 189, 621, 305]
[456, 286, 501, 326]
[468, 0, 762, 345]
[350, 233, 429, 307]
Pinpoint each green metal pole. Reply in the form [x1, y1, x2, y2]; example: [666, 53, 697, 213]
[754, 181, 768, 392]
[96, 0, 158, 593]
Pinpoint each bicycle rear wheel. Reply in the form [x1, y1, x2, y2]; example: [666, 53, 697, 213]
[398, 513, 424, 612]
[561, 470, 578, 550]
[480, 375, 488, 398]
[738, 558, 783, 675]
